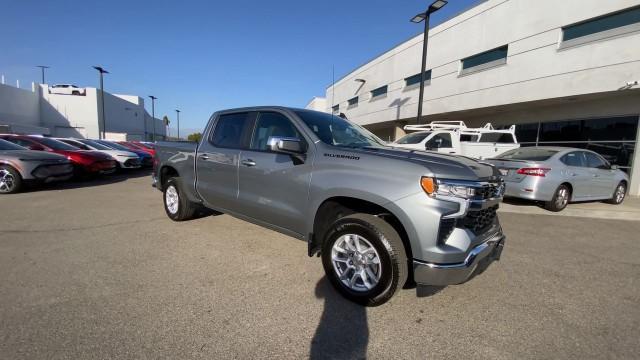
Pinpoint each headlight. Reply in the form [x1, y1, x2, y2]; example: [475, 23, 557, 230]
[421, 177, 476, 199]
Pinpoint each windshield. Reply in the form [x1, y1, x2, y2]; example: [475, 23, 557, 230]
[395, 132, 431, 144]
[0, 139, 27, 150]
[294, 110, 386, 148]
[79, 139, 111, 150]
[35, 137, 80, 151]
[494, 148, 558, 161]
[97, 140, 132, 151]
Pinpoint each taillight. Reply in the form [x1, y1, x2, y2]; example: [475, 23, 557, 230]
[516, 168, 550, 177]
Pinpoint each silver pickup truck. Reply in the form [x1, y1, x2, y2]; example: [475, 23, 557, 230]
[153, 107, 506, 306]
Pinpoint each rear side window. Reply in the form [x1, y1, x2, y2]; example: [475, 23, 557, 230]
[250, 112, 302, 151]
[561, 152, 586, 167]
[211, 113, 250, 148]
[479, 133, 515, 143]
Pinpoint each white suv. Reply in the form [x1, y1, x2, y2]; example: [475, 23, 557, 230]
[49, 84, 85, 96]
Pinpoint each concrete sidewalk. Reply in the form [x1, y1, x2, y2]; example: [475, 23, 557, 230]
[499, 196, 640, 221]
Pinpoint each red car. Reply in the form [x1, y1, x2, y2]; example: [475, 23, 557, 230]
[117, 141, 155, 157]
[0, 135, 117, 176]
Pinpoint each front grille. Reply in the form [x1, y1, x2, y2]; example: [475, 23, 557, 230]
[461, 205, 498, 234]
[474, 182, 504, 200]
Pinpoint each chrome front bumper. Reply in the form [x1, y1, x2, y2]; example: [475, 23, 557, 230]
[413, 232, 505, 286]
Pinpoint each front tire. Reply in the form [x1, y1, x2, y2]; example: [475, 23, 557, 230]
[321, 213, 408, 306]
[545, 184, 570, 212]
[606, 182, 627, 205]
[0, 165, 23, 194]
[163, 177, 197, 221]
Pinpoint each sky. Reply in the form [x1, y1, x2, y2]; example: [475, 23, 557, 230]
[1, 0, 480, 135]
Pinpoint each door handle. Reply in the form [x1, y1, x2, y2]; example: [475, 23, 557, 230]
[199, 154, 210, 160]
[241, 159, 256, 167]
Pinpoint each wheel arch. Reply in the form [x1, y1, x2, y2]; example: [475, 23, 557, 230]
[310, 196, 414, 283]
[159, 165, 179, 191]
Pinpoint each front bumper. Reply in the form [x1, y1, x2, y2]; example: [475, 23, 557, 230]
[413, 231, 505, 286]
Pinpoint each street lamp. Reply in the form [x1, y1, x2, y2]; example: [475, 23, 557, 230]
[148, 95, 158, 142]
[175, 109, 181, 139]
[411, 0, 447, 124]
[36, 65, 50, 84]
[93, 66, 110, 140]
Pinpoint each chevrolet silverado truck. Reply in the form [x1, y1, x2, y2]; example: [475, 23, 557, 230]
[153, 107, 506, 306]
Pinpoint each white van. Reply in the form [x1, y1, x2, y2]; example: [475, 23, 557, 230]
[390, 121, 520, 159]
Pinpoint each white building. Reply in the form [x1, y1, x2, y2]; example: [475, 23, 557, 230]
[0, 82, 165, 141]
[312, 0, 640, 196]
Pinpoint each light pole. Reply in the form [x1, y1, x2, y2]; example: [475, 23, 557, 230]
[36, 65, 50, 84]
[148, 95, 157, 142]
[93, 66, 110, 139]
[175, 109, 181, 139]
[411, 0, 447, 124]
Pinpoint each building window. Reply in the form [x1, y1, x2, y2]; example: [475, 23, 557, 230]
[513, 115, 639, 170]
[562, 6, 640, 46]
[405, 70, 432, 87]
[371, 85, 388, 99]
[460, 45, 508, 75]
[347, 96, 358, 108]
[332, 104, 339, 114]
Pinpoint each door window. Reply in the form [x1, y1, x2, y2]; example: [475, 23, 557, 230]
[584, 152, 609, 169]
[250, 112, 301, 151]
[426, 133, 452, 149]
[211, 112, 250, 148]
[560, 152, 586, 167]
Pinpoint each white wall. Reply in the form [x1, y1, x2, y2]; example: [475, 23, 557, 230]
[326, 0, 640, 126]
[0, 83, 41, 130]
[41, 86, 99, 138]
[305, 97, 328, 112]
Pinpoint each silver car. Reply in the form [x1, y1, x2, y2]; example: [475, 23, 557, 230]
[0, 138, 74, 194]
[487, 146, 629, 211]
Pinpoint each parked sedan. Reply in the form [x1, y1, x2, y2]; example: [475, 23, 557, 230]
[0, 139, 74, 194]
[0, 135, 117, 177]
[487, 146, 629, 211]
[94, 140, 153, 167]
[56, 138, 141, 170]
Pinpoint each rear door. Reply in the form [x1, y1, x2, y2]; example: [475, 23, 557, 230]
[237, 111, 313, 236]
[195, 112, 252, 212]
[583, 151, 616, 199]
[559, 151, 591, 200]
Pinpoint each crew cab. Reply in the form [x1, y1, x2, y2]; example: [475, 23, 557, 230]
[391, 121, 520, 159]
[153, 107, 506, 306]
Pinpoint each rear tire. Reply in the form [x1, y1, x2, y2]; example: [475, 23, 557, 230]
[0, 165, 23, 194]
[321, 213, 408, 306]
[163, 177, 197, 221]
[545, 184, 570, 212]
[606, 182, 627, 205]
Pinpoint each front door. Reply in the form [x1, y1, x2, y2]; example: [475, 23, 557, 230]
[426, 133, 455, 154]
[237, 111, 313, 236]
[583, 151, 616, 199]
[195, 112, 252, 212]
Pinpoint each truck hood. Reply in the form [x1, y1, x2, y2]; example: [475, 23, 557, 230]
[353, 146, 500, 181]
[0, 150, 69, 162]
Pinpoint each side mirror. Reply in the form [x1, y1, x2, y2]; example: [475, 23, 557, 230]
[267, 137, 304, 154]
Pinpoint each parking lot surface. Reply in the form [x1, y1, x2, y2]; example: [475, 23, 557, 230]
[1, 173, 639, 359]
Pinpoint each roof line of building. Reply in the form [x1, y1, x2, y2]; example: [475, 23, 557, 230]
[326, 0, 496, 90]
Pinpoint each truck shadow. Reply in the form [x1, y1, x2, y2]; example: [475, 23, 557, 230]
[310, 277, 369, 360]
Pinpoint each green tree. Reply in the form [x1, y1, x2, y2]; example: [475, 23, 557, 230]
[163, 115, 170, 126]
[187, 132, 202, 142]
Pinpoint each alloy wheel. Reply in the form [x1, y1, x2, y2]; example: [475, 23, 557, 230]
[331, 234, 382, 292]
[615, 184, 626, 203]
[0, 169, 15, 193]
[165, 185, 179, 214]
[556, 188, 569, 208]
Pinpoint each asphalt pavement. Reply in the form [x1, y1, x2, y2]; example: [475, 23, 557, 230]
[1, 172, 639, 359]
